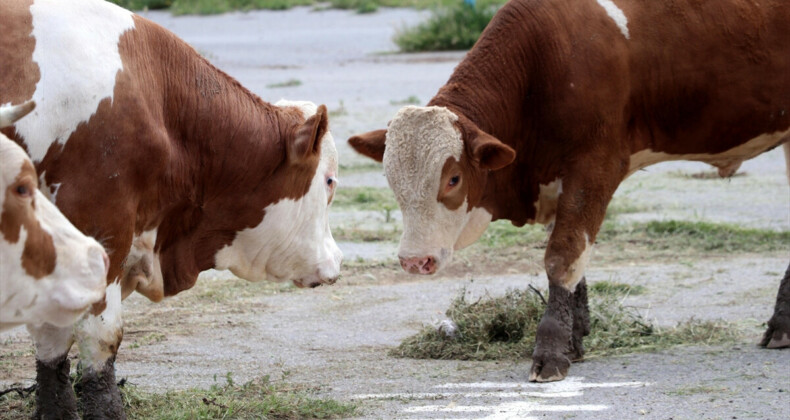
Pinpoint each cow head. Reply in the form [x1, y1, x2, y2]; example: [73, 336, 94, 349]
[349, 106, 515, 274]
[214, 100, 342, 288]
[0, 101, 109, 330]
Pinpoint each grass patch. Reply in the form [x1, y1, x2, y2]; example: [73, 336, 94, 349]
[267, 78, 302, 88]
[392, 288, 742, 361]
[394, 3, 498, 52]
[390, 95, 421, 105]
[601, 220, 790, 253]
[0, 375, 355, 419]
[339, 161, 382, 174]
[170, 0, 312, 14]
[332, 225, 401, 242]
[333, 186, 397, 211]
[589, 280, 646, 296]
[109, 0, 172, 10]
[127, 332, 167, 349]
[477, 220, 546, 249]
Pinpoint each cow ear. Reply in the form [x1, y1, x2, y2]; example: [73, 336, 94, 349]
[469, 130, 516, 171]
[348, 129, 387, 162]
[289, 104, 328, 164]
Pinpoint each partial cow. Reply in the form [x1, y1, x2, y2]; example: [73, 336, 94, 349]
[1, 101, 109, 331]
[1, 0, 342, 417]
[350, 0, 789, 382]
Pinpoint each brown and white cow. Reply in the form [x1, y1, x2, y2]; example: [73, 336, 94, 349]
[350, 0, 790, 383]
[1, 101, 109, 331]
[1, 0, 342, 417]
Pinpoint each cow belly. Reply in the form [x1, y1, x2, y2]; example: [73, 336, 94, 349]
[121, 229, 164, 301]
[627, 128, 790, 177]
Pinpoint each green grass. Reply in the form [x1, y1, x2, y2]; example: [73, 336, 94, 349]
[267, 78, 303, 88]
[333, 186, 397, 211]
[392, 288, 743, 361]
[600, 220, 790, 253]
[0, 375, 355, 420]
[338, 161, 383, 174]
[589, 280, 646, 296]
[393, 3, 498, 52]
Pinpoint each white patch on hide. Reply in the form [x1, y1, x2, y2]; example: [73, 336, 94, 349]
[532, 178, 563, 225]
[26, 323, 75, 362]
[562, 233, 592, 291]
[15, 0, 134, 162]
[628, 128, 790, 177]
[595, 0, 630, 39]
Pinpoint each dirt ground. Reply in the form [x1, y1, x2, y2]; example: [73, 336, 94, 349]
[2, 7, 789, 420]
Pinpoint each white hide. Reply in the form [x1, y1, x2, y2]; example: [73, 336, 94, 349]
[214, 100, 342, 287]
[595, 0, 630, 39]
[75, 281, 123, 369]
[14, 0, 134, 163]
[628, 128, 790, 177]
[0, 139, 107, 331]
[382, 106, 482, 270]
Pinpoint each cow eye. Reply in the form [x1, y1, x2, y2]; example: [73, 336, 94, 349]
[15, 185, 32, 198]
[448, 175, 460, 188]
[326, 177, 334, 186]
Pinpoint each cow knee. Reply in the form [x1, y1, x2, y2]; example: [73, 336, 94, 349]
[545, 232, 593, 291]
[27, 323, 75, 364]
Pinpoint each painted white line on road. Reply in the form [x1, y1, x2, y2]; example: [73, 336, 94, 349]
[351, 390, 582, 400]
[351, 377, 650, 419]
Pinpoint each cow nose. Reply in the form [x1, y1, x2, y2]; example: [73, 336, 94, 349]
[399, 256, 437, 275]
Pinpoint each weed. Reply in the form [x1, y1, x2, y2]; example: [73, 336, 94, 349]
[390, 95, 421, 105]
[393, 288, 742, 361]
[590, 280, 646, 296]
[267, 78, 302, 88]
[1, 375, 356, 419]
[394, 3, 498, 52]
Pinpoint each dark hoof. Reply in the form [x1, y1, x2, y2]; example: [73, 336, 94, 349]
[76, 357, 126, 420]
[34, 355, 79, 420]
[529, 351, 570, 382]
[760, 328, 790, 349]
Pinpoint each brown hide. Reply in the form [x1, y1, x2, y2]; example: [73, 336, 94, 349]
[424, 0, 789, 229]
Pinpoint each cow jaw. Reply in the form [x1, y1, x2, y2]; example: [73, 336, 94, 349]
[215, 108, 342, 287]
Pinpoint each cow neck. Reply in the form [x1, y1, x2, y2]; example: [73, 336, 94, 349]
[139, 22, 297, 293]
[427, 5, 544, 226]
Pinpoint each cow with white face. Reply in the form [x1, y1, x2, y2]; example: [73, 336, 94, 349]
[351, 0, 789, 384]
[0, 101, 109, 331]
[376, 106, 514, 274]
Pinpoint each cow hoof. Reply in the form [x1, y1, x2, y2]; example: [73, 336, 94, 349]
[761, 330, 790, 349]
[528, 352, 570, 382]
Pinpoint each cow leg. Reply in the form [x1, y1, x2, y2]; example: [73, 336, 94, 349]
[760, 261, 790, 349]
[529, 162, 623, 382]
[568, 276, 591, 361]
[73, 281, 126, 420]
[26, 323, 79, 420]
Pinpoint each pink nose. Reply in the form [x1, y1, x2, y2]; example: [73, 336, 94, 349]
[399, 256, 437, 275]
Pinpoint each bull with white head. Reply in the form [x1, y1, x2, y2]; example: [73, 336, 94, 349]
[351, 106, 514, 274]
[350, 0, 790, 384]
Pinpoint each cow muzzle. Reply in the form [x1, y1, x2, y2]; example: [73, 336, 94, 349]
[399, 255, 438, 275]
